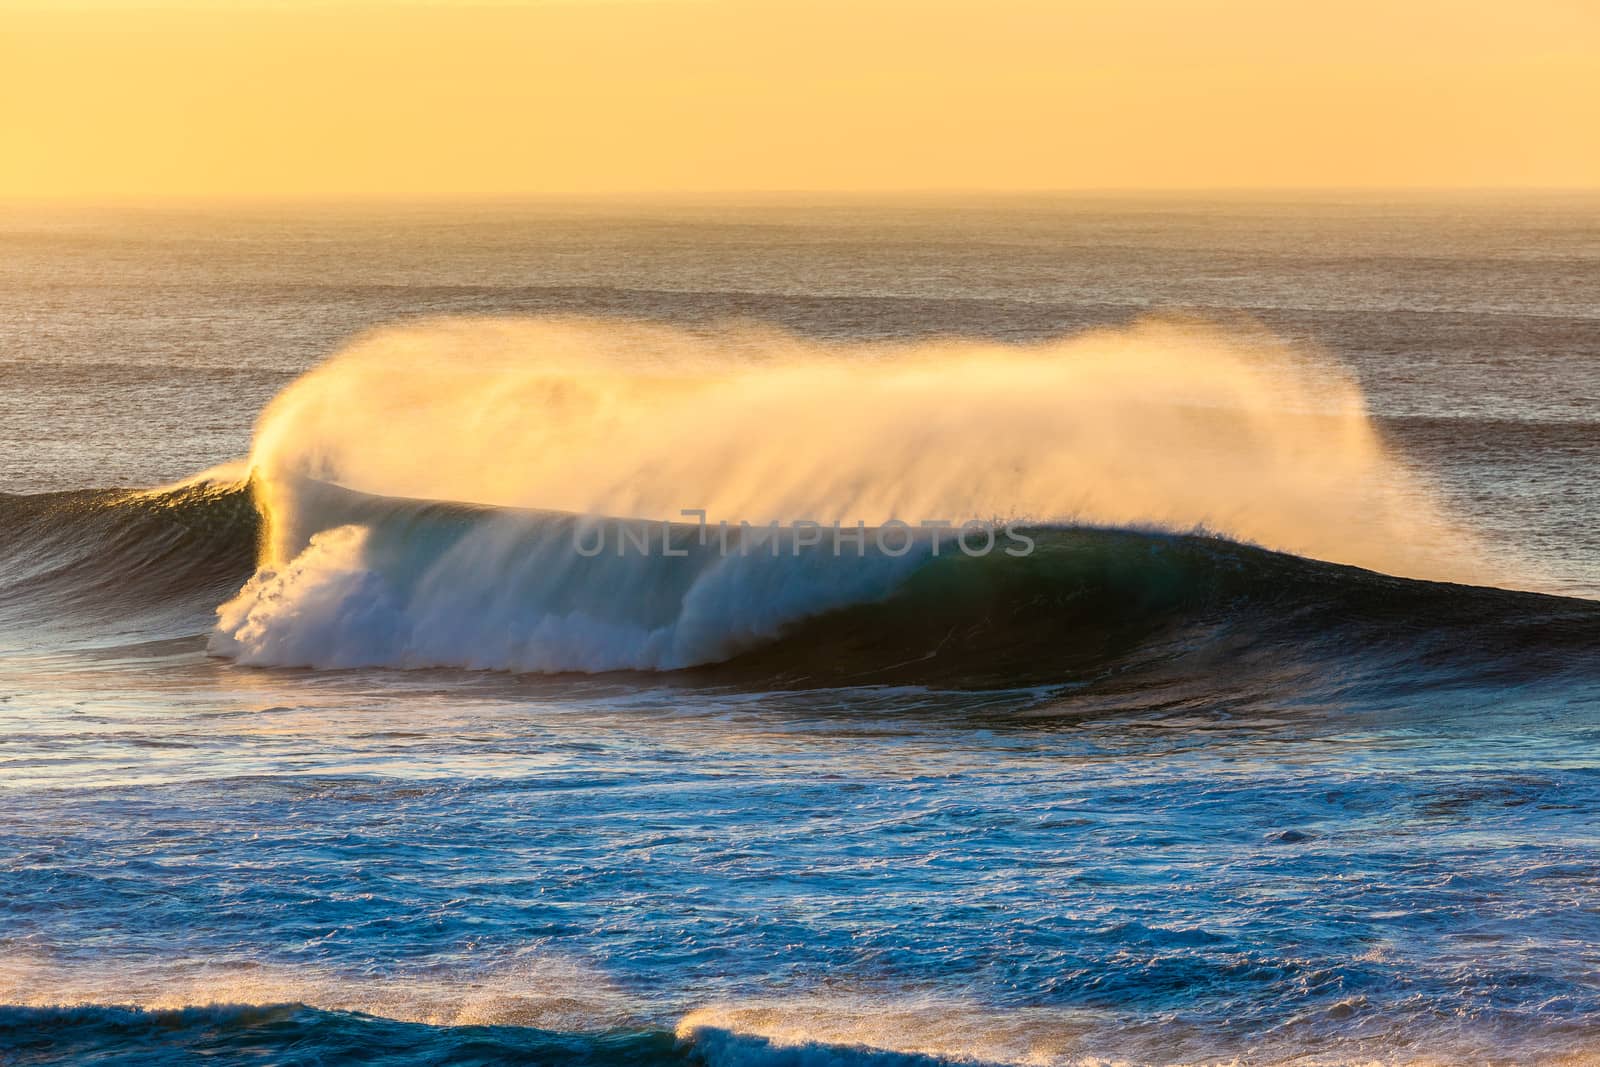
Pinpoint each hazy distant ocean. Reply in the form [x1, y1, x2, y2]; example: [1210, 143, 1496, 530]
[2, 196, 1599, 1065]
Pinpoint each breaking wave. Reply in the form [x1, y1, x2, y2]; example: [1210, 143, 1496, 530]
[3, 955, 1594, 1067]
[2, 317, 1591, 692]
[1, 472, 1594, 697]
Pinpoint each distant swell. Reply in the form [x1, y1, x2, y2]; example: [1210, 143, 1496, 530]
[1, 477, 1595, 699]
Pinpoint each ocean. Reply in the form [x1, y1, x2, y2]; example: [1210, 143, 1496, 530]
[1, 194, 1598, 1065]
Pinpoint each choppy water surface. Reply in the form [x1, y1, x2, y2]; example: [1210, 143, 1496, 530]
[2, 196, 1598, 1064]
[6, 649, 1599, 1065]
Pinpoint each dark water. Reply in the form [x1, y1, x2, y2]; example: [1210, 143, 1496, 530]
[1, 196, 1598, 1065]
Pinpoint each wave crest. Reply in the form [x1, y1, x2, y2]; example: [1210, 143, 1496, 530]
[245, 315, 1492, 584]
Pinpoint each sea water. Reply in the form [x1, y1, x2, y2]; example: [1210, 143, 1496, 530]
[1, 195, 1598, 1064]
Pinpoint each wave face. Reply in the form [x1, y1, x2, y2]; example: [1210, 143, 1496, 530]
[215, 479, 1600, 692]
[0, 476, 258, 648]
[2, 474, 1593, 697]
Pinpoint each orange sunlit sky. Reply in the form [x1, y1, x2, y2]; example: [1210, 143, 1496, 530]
[2, 0, 1597, 198]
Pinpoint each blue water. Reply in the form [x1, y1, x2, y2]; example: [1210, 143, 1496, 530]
[5, 654, 1599, 1063]
[2, 197, 1598, 1064]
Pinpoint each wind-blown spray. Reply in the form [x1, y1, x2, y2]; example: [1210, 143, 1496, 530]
[215, 316, 1495, 672]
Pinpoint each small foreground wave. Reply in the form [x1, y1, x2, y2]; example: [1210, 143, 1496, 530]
[5, 997, 1597, 1067]
[0, 1004, 682, 1067]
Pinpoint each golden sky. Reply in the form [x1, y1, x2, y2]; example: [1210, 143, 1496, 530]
[2, 0, 1597, 197]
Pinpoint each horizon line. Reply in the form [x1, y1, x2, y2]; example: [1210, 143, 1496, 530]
[4, 185, 1598, 208]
